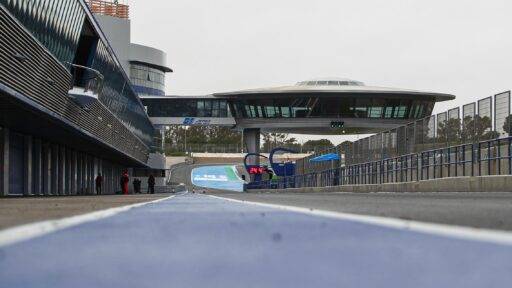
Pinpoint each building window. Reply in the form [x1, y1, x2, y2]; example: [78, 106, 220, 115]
[130, 64, 165, 96]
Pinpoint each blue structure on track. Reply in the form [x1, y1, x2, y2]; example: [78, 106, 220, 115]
[269, 148, 297, 177]
[191, 165, 244, 192]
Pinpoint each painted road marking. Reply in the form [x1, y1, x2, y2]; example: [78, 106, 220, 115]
[0, 195, 175, 248]
[209, 194, 512, 246]
[191, 165, 244, 192]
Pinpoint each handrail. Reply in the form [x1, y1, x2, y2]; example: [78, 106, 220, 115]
[66, 62, 104, 95]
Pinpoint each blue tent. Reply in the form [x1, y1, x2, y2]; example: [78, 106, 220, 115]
[309, 153, 340, 162]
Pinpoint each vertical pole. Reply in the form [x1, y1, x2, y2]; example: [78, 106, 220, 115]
[33, 138, 42, 195]
[77, 153, 82, 195]
[487, 141, 491, 176]
[509, 137, 512, 175]
[23, 135, 33, 196]
[65, 149, 71, 195]
[71, 150, 77, 195]
[184, 127, 187, 155]
[462, 145, 466, 177]
[51, 144, 58, 195]
[241, 131, 244, 153]
[42, 143, 51, 196]
[58, 146, 65, 195]
[88, 156, 93, 194]
[0, 128, 9, 196]
[82, 154, 87, 194]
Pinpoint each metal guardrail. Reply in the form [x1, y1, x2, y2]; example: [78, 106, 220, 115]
[249, 136, 512, 190]
[67, 63, 104, 95]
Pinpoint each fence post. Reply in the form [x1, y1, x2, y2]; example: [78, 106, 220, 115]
[509, 137, 512, 175]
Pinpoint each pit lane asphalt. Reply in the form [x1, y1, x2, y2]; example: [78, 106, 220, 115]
[213, 191, 512, 231]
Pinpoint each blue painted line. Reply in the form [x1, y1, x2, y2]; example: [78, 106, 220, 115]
[1, 194, 512, 288]
[191, 165, 244, 192]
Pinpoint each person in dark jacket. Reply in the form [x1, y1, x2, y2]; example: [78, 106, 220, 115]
[148, 174, 155, 194]
[95, 173, 103, 195]
[133, 178, 141, 194]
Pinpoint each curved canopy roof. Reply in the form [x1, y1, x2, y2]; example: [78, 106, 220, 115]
[214, 78, 455, 102]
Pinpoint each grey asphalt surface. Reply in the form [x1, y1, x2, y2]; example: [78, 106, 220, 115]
[213, 191, 512, 231]
[3, 193, 512, 288]
[0, 195, 165, 230]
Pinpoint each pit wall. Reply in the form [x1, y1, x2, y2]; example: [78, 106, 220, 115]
[252, 175, 512, 193]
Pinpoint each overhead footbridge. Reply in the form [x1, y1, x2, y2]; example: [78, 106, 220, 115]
[141, 78, 455, 165]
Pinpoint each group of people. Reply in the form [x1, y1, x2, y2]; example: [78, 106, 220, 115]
[95, 171, 156, 195]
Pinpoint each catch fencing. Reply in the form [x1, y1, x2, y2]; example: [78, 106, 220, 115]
[296, 91, 512, 175]
[254, 136, 512, 190]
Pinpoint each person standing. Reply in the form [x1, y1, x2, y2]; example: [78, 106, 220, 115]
[95, 173, 103, 195]
[120, 171, 130, 195]
[148, 174, 155, 194]
[133, 178, 141, 194]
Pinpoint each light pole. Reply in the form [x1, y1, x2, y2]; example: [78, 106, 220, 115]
[241, 130, 244, 153]
[184, 126, 188, 155]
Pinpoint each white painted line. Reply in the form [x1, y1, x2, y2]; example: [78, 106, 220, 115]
[231, 165, 244, 181]
[208, 195, 512, 246]
[0, 195, 175, 248]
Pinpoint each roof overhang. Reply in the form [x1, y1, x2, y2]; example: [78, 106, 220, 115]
[214, 85, 455, 102]
[140, 95, 217, 100]
[129, 60, 173, 73]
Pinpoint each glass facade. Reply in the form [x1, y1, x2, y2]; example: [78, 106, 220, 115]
[1, 0, 155, 147]
[130, 64, 165, 96]
[91, 41, 154, 145]
[1, 0, 86, 63]
[232, 96, 434, 119]
[143, 99, 229, 118]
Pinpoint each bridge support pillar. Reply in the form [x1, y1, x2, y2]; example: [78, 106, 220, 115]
[243, 128, 261, 168]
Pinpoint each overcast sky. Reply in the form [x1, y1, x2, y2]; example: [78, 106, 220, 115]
[129, 0, 512, 144]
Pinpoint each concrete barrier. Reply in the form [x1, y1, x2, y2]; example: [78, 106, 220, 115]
[252, 175, 512, 193]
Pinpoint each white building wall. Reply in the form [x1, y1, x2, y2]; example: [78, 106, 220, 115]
[93, 14, 131, 75]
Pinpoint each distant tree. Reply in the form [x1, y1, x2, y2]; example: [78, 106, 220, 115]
[262, 133, 300, 152]
[164, 126, 242, 153]
[302, 139, 334, 153]
[447, 115, 498, 143]
[461, 116, 475, 142]
[206, 126, 241, 145]
[473, 115, 493, 141]
[463, 115, 494, 141]
[503, 115, 512, 136]
[437, 118, 462, 145]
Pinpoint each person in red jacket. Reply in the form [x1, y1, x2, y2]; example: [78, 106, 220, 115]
[120, 171, 129, 195]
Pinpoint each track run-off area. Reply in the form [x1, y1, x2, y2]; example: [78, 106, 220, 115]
[1, 192, 512, 288]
